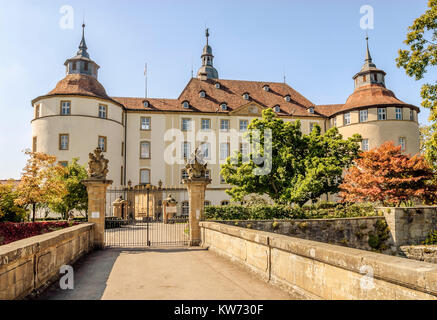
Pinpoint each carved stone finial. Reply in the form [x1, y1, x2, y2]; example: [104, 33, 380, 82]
[87, 147, 109, 180]
[184, 147, 208, 180]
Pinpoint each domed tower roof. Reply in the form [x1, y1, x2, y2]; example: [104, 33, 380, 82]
[197, 28, 219, 80]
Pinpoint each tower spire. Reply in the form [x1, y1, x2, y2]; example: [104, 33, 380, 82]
[206, 28, 209, 46]
[77, 23, 89, 59]
[197, 28, 219, 80]
[365, 35, 372, 63]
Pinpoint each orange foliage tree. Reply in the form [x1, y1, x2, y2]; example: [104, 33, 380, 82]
[339, 142, 437, 206]
[15, 151, 67, 222]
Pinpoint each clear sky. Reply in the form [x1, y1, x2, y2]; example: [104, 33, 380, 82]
[0, 0, 433, 179]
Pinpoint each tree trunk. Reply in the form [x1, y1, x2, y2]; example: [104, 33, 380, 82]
[32, 203, 36, 222]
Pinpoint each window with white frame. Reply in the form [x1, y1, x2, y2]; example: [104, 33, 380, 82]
[395, 107, 403, 120]
[59, 134, 69, 150]
[220, 143, 230, 160]
[399, 137, 406, 151]
[220, 119, 229, 131]
[359, 109, 368, 122]
[309, 122, 317, 132]
[377, 107, 387, 120]
[201, 119, 211, 131]
[35, 104, 40, 118]
[182, 142, 191, 159]
[410, 109, 414, 121]
[200, 142, 211, 159]
[140, 141, 150, 159]
[220, 103, 227, 111]
[239, 120, 248, 131]
[98, 136, 107, 152]
[362, 139, 369, 151]
[333, 117, 337, 127]
[181, 118, 191, 131]
[140, 169, 150, 185]
[220, 175, 226, 184]
[141, 117, 151, 130]
[98, 105, 107, 119]
[61, 101, 71, 115]
[344, 113, 351, 125]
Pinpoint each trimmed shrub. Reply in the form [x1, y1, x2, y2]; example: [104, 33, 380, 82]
[205, 202, 376, 221]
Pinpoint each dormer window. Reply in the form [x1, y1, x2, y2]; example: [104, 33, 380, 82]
[308, 107, 314, 114]
[274, 105, 280, 113]
[243, 93, 250, 100]
[220, 103, 228, 111]
[182, 101, 190, 109]
[143, 101, 149, 108]
[215, 83, 221, 89]
[263, 85, 270, 92]
[199, 90, 206, 98]
[284, 95, 291, 102]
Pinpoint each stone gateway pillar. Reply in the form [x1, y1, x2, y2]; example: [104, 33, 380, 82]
[183, 148, 211, 246]
[82, 148, 112, 249]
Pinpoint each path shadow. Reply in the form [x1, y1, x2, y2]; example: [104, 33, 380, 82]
[37, 249, 121, 300]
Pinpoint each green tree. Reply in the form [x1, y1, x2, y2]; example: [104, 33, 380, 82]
[49, 158, 88, 219]
[0, 181, 27, 222]
[396, 0, 437, 165]
[220, 109, 362, 206]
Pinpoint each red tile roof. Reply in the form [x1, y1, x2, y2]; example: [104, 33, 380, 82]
[114, 78, 323, 117]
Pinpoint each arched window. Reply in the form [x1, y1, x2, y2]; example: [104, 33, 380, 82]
[199, 90, 206, 98]
[274, 105, 280, 113]
[181, 201, 189, 216]
[284, 95, 291, 102]
[182, 101, 190, 109]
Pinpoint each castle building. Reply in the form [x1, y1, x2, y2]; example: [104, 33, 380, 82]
[31, 27, 420, 207]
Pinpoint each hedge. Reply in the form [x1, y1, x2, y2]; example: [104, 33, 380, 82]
[204, 202, 377, 221]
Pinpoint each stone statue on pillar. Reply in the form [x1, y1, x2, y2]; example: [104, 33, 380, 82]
[87, 147, 109, 180]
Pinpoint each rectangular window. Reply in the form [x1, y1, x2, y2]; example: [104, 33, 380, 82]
[201, 119, 211, 131]
[140, 169, 150, 185]
[240, 142, 249, 156]
[362, 139, 369, 151]
[200, 142, 210, 159]
[399, 137, 406, 151]
[32, 136, 37, 152]
[333, 117, 337, 127]
[220, 119, 229, 131]
[239, 120, 249, 131]
[140, 117, 151, 130]
[60, 101, 71, 115]
[396, 107, 403, 120]
[359, 109, 368, 122]
[181, 118, 191, 131]
[35, 104, 40, 119]
[98, 105, 107, 119]
[377, 107, 387, 120]
[59, 134, 69, 150]
[220, 143, 230, 160]
[410, 109, 414, 121]
[140, 141, 151, 159]
[344, 113, 351, 125]
[98, 136, 107, 152]
[182, 142, 191, 159]
[309, 122, 317, 132]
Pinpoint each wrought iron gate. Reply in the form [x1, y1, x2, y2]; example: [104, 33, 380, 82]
[104, 185, 189, 247]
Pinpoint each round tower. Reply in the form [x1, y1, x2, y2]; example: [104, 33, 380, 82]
[31, 25, 125, 185]
[197, 28, 219, 80]
[331, 37, 420, 155]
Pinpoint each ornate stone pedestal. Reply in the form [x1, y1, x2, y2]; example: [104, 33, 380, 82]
[183, 148, 211, 246]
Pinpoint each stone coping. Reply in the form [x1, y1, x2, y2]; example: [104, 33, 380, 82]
[376, 206, 437, 209]
[200, 221, 437, 296]
[209, 216, 382, 223]
[0, 223, 94, 266]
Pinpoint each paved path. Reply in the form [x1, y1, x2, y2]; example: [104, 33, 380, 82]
[39, 247, 297, 300]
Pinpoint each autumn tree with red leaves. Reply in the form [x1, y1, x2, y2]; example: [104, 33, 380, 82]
[339, 142, 437, 206]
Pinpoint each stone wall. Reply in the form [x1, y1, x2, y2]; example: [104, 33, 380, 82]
[216, 217, 396, 254]
[200, 221, 437, 300]
[0, 223, 94, 300]
[380, 206, 437, 246]
[399, 245, 437, 264]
